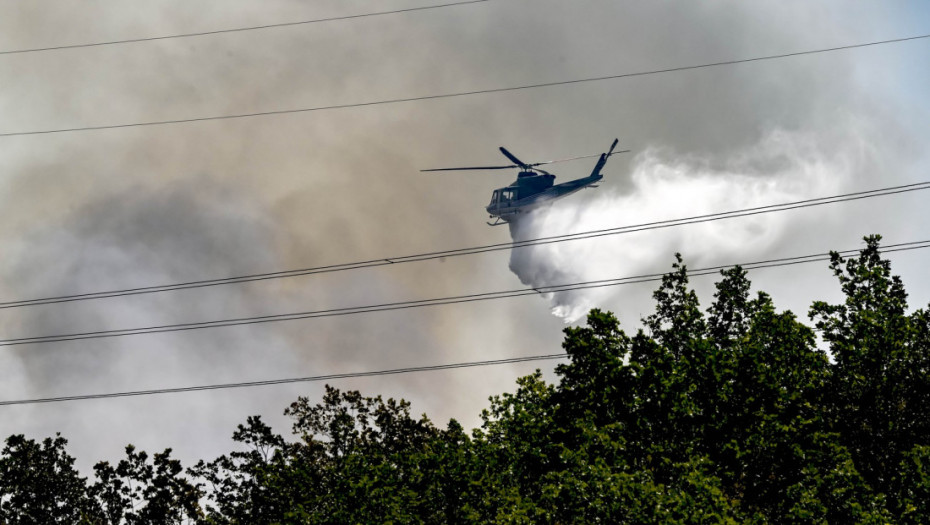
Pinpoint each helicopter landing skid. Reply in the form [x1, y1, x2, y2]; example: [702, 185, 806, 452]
[487, 217, 507, 226]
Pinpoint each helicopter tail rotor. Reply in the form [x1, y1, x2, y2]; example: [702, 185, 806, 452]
[590, 138, 622, 178]
[607, 138, 619, 156]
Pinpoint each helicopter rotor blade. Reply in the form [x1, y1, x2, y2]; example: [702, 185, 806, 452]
[529, 153, 603, 165]
[522, 140, 625, 166]
[420, 165, 517, 172]
[420, 140, 630, 173]
[499, 147, 529, 169]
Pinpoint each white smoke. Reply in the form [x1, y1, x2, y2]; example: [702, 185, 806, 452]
[508, 128, 862, 322]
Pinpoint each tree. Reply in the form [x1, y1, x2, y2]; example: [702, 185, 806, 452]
[93, 445, 202, 524]
[811, 235, 930, 492]
[6, 235, 930, 523]
[0, 434, 101, 524]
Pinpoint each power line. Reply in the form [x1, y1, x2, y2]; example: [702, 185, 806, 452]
[2, 239, 928, 347]
[0, 353, 566, 407]
[4, 180, 928, 310]
[3, 240, 926, 407]
[1, 33, 927, 138]
[0, 0, 491, 56]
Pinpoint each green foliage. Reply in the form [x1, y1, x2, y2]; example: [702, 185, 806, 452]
[0, 434, 100, 523]
[93, 445, 202, 524]
[811, 235, 930, 493]
[191, 415, 300, 524]
[2, 235, 929, 523]
[0, 434, 204, 524]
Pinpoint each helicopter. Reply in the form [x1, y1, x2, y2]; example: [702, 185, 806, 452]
[423, 139, 626, 225]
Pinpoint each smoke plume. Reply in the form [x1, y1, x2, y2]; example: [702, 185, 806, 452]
[507, 128, 863, 322]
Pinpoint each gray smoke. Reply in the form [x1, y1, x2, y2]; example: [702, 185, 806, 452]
[0, 0, 927, 472]
[507, 124, 876, 322]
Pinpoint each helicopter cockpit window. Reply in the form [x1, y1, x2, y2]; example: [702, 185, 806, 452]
[501, 189, 516, 202]
[490, 190, 499, 205]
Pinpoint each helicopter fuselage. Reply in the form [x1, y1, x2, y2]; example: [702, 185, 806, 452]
[485, 170, 603, 220]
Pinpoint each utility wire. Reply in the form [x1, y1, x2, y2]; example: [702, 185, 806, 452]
[2, 239, 928, 347]
[0, 353, 566, 406]
[1, 33, 927, 138]
[0, 0, 491, 56]
[3, 181, 928, 310]
[3, 241, 926, 406]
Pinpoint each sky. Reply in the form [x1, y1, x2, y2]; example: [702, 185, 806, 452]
[0, 0, 928, 472]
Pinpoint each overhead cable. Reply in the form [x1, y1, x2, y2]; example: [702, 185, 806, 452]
[1, 34, 927, 138]
[3, 180, 928, 310]
[0, 0, 491, 56]
[2, 239, 928, 347]
[0, 353, 566, 406]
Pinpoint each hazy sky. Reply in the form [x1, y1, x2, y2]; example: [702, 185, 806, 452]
[0, 0, 928, 472]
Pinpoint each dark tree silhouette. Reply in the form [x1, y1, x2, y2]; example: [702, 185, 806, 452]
[2, 236, 928, 523]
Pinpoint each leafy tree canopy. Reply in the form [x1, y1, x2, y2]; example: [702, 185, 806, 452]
[3, 236, 929, 523]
